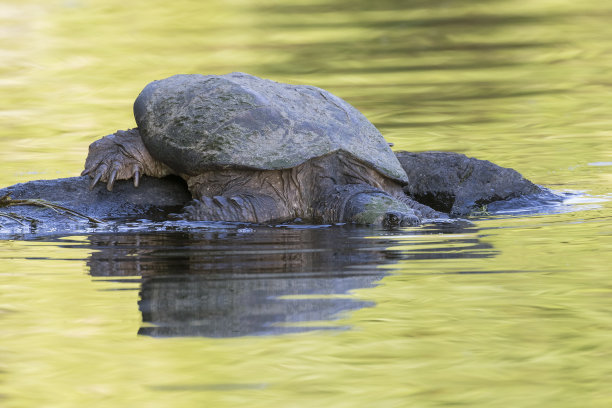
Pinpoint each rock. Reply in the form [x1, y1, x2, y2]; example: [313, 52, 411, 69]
[396, 151, 546, 215]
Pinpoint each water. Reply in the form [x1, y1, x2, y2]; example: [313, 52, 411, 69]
[1, 0, 611, 406]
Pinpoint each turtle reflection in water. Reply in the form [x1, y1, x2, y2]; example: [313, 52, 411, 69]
[82, 73, 442, 227]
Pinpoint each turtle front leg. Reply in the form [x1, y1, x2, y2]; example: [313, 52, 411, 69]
[82, 128, 173, 191]
[183, 193, 291, 223]
[317, 185, 422, 227]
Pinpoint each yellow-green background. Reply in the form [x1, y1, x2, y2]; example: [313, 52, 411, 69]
[1, 0, 611, 407]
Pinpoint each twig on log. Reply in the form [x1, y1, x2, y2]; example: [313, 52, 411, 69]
[0, 194, 101, 224]
[0, 211, 38, 226]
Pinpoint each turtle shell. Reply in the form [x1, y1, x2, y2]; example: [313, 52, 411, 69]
[133, 72, 408, 183]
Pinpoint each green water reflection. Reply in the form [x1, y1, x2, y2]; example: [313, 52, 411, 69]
[1, 0, 611, 407]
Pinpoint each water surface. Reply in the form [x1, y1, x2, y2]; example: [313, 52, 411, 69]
[1, 0, 611, 407]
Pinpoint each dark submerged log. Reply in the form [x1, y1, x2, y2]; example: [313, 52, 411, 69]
[0, 152, 559, 236]
[397, 151, 548, 216]
[0, 175, 190, 235]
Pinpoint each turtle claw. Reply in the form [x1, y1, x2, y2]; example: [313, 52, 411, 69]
[230, 196, 245, 206]
[89, 164, 107, 190]
[213, 196, 230, 207]
[133, 166, 140, 187]
[89, 175, 99, 190]
[107, 168, 118, 191]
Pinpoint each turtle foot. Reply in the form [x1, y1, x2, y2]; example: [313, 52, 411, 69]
[183, 194, 287, 224]
[83, 129, 171, 191]
[184, 196, 250, 222]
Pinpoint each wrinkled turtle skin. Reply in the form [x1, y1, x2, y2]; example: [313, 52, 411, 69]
[83, 73, 443, 226]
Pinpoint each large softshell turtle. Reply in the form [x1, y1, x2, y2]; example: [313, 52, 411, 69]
[83, 72, 428, 226]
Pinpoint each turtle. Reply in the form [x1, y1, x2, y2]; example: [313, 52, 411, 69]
[82, 72, 433, 226]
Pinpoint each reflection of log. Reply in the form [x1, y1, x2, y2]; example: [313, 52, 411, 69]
[84, 223, 493, 338]
[87, 228, 395, 337]
[138, 274, 376, 337]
